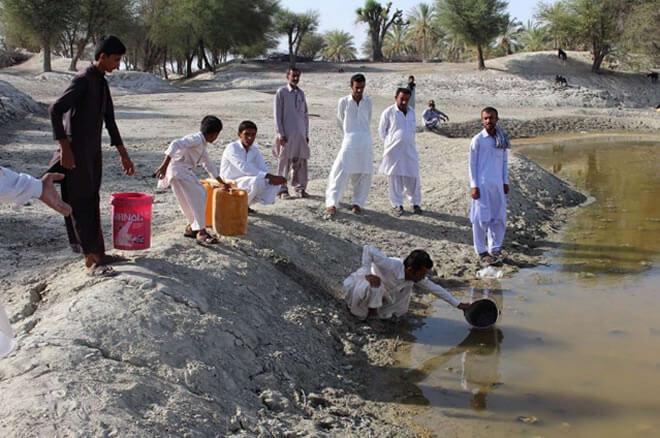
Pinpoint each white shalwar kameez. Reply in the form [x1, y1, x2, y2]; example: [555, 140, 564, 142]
[343, 245, 460, 320]
[0, 166, 45, 357]
[325, 95, 373, 208]
[220, 141, 279, 206]
[378, 104, 421, 207]
[468, 129, 509, 255]
[157, 132, 219, 231]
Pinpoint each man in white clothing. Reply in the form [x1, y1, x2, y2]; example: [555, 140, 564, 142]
[220, 121, 286, 210]
[325, 74, 373, 218]
[155, 115, 227, 244]
[1, 167, 72, 358]
[469, 107, 510, 265]
[379, 87, 423, 217]
[343, 245, 469, 320]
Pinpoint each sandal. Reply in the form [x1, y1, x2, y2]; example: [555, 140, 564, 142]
[183, 225, 198, 239]
[196, 230, 219, 245]
[98, 254, 128, 266]
[87, 264, 119, 278]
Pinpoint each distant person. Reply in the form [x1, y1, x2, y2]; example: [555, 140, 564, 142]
[47, 35, 135, 278]
[325, 74, 373, 218]
[407, 75, 416, 109]
[648, 72, 658, 83]
[342, 245, 469, 320]
[273, 67, 310, 199]
[557, 48, 567, 61]
[379, 87, 422, 217]
[154, 116, 228, 245]
[469, 107, 510, 265]
[220, 120, 286, 211]
[1, 167, 72, 358]
[422, 99, 449, 131]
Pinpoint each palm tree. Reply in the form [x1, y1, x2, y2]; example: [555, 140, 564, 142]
[383, 23, 410, 60]
[322, 30, 357, 62]
[407, 3, 441, 60]
[520, 20, 550, 52]
[494, 17, 523, 55]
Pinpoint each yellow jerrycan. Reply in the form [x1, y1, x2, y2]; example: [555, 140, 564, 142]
[200, 179, 248, 235]
[200, 179, 219, 227]
[212, 186, 248, 236]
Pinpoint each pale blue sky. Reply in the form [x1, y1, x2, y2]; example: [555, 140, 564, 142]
[277, 0, 544, 55]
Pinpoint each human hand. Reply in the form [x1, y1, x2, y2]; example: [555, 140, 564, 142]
[59, 139, 76, 170]
[503, 184, 509, 195]
[365, 274, 381, 288]
[470, 187, 480, 200]
[457, 302, 470, 311]
[154, 165, 167, 179]
[39, 173, 72, 216]
[121, 155, 135, 175]
[278, 136, 287, 146]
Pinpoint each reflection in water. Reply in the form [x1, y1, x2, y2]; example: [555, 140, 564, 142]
[419, 289, 504, 411]
[518, 141, 660, 274]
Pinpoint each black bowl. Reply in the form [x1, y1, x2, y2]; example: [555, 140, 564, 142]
[463, 299, 499, 329]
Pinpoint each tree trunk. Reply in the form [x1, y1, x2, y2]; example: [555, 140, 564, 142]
[69, 39, 88, 71]
[186, 53, 194, 78]
[42, 41, 52, 72]
[162, 49, 168, 80]
[199, 41, 212, 71]
[477, 44, 486, 70]
[591, 42, 606, 73]
[371, 34, 383, 61]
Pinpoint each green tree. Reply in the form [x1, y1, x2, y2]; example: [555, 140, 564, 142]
[407, 3, 442, 60]
[274, 9, 319, 67]
[382, 23, 410, 60]
[356, 0, 405, 61]
[436, 0, 509, 69]
[298, 32, 325, 60]
[620, 1, 660, 69]
[322, 30, 356, 62]
[519, 20, 550, 51]
[1, 0, 77, 72]
[493, 17, 523, 55]
[535, 1, 577, 49]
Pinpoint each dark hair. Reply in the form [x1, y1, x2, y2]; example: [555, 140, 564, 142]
[403, 249, 434, 271]
[287, 67, 301, 74]
[238, 120, 258, 133]
[350, 73, 366, 85]
[408, 75, 415, 80]
[200, 115, 223, 135]
[395, 87, 411, 97]
[481, 106, 499, 117]
[94, 35, 126, 61]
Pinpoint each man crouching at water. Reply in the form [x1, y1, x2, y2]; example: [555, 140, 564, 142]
[343, 245, 469, 320]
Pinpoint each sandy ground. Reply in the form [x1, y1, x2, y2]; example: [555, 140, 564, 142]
[0, 51, 658, 436]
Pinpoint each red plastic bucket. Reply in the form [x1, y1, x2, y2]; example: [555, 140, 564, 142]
[110, 192, 154, 250]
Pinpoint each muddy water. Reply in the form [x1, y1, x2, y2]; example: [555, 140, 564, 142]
[400, 136, 660, 437]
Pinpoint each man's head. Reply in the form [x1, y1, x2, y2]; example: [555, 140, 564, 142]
[408, 75, 415, 84]
[94, 35, 126, 73]
[287, 67, 301, 87]
[395, 87, 411, 111]
[403, 249, 433, 282]
[200, 115, 223, 143]
[428, 99, 435, 108]
[238, 120, 258, 148]
[480, 106, 499, 134]
[350, 74, 366, 100]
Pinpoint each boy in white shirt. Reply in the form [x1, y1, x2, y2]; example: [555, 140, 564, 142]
[220, 121, 286, 211]
[154, 116, 228, 244]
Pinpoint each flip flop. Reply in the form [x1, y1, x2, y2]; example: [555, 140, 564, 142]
[183, 225, 198, 239]
[87, 264, 119, 278]
[196, 232, 220, 245]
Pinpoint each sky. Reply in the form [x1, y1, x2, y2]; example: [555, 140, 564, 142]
[277, 0, 542, 55]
